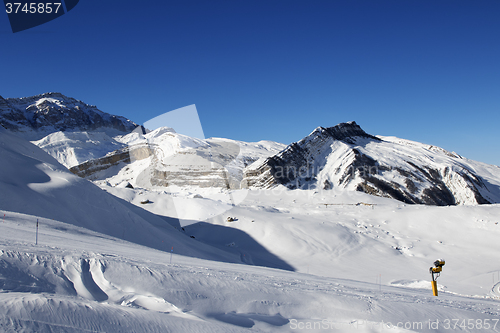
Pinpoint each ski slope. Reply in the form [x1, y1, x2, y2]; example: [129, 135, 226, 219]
[2, 210, 500, 333]
[102, 183, 500, 297]
[2, 127, 500, 332]
[0, 127, 239, 263]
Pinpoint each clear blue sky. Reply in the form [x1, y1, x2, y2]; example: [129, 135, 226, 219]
[1, 1, 499, 165]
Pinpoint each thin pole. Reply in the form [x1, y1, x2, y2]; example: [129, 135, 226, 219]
[36, 219, 39, 245]
[170, 247, 173, 264]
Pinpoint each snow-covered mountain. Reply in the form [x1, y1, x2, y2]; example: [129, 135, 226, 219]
[0, 92, 285, 186]
[3, 93, 500, 206]
[242, 121, 500, 205]
[69, 127, 286, 189]
[0, 92, 140, 141]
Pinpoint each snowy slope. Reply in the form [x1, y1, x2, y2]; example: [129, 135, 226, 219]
[0, 127, 240, 264]
[32, 131, 127, 168]
[2, 208, 500, 332]
[243, 122, 500, 205]
[103, 182, 500, 298]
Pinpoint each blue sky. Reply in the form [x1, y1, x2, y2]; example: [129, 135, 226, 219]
[1, 1, 499, 165]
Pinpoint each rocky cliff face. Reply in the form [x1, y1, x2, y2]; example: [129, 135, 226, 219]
[243, 122, 379, 187]
[69, 141, 235, 189]
[242, 122, 500, 206]
[69, 128, 286, 190]
[0, 92, 139, 139]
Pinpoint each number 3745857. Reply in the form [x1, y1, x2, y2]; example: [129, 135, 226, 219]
[5, 3, 62, 14]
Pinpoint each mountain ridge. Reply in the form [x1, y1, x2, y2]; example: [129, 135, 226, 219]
[0, 92, 140, 140]
[242, 121, 500, 206]
[2, 93, 499, 206]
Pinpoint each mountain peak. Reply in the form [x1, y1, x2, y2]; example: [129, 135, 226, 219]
[307, 121, 379, 144]
[35, 92, 68, 99]
[0, 92, 139, 140]
[8, 92, 72, 104]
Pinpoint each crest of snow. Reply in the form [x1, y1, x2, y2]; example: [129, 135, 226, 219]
[118, 127, 206, 158]
[147, 126, 177, 138]
[143, 104, 204, 139]
[35, 97, 66, 108]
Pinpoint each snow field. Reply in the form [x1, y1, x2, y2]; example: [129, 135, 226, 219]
[100, 181, 500, 298]
[2, 210, 500, 332]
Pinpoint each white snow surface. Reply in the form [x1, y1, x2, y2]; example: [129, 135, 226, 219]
[2, 126, 500, 332]
[32, 131, 127, 168]
[0, 128, 237, 263]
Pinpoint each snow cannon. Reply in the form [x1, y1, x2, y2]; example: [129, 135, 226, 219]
[429, 259, 445, 296]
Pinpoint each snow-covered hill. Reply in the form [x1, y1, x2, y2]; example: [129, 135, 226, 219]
[0, 92, 140, 140]
[3, 206, 500, 332]
[32, 131, 128, 168]
[102, 181, 500, 297]
[4, 207, 500, 333]
[243, 121, 500, 205]
[0, 126, 239, 264]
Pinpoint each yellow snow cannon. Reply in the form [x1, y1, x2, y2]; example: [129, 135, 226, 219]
[429, 259, 445, 296]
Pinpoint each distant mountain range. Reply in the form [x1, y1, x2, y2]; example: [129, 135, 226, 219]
[2, 93, 499, 206]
